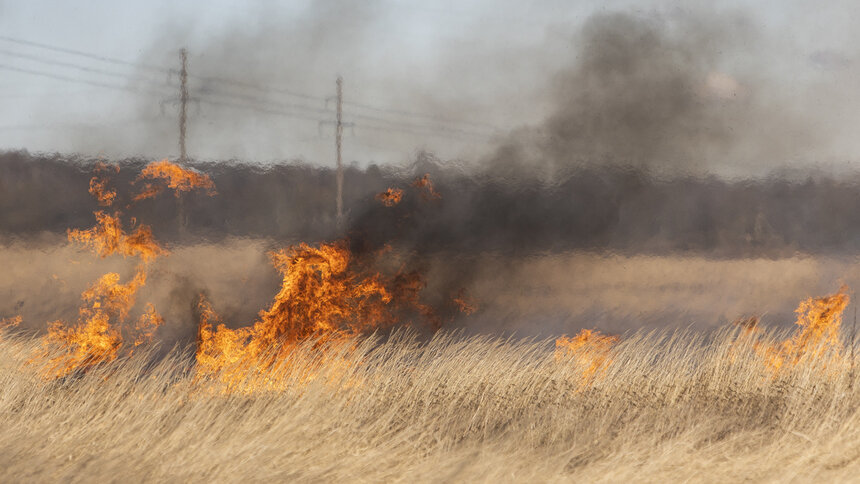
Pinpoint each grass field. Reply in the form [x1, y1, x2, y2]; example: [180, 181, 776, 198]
[2, 325, 860, 483]
[4, 159, 860, 482]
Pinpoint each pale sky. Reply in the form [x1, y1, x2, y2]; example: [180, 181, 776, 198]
[1, 0, 859, 174]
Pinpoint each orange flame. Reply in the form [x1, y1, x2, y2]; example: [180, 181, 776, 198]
[31, 270, 159, 378]
[27, 162, 188, 378]
[412, 174, 441, 201]
[131, 183, 164, 202]
[68, 211, 166, 263]
[88, 162, 119, 207]
[555, 329, 619, 382]
[453, 289, 478, 315]
[134, 159, 216, 200]
[375, 188, 404, 207]
[89, 176, 117, 207]
[195, 240, 434, 392]
[737, 287, 850, 372]
[133, 303, 165, 348]
[0, 315, 22, 330]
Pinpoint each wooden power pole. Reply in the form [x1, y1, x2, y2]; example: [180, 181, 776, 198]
[179, 48, 189, 163]
[335, 76, 344, 227]
[177, 48, 189, 238]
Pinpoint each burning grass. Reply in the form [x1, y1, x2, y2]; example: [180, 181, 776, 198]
[28, 160, 459, 386]
[194, 240, 436, 394]
[6, 160, 860, 480]
[4, 325, 860, 481]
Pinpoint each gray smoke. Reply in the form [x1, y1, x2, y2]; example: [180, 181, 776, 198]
[3, 4, 852, 178]
[485, 11, 828, 178]
[103, 0, 536, 164]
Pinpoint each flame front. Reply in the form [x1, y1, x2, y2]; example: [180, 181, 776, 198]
[32, 270, 151, 378]
[555, 329, 619, 383]
[195, 240, 433, 392]
[134, 159, 216, 201]
[737, 287, 850, 373]
[24, 157, 859, 397]
[26, 160, 216, 379]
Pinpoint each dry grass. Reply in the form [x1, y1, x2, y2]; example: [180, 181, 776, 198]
[2, 328, 860, 483]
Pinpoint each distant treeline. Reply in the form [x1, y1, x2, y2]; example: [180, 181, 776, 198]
[3, 150, 860, 257]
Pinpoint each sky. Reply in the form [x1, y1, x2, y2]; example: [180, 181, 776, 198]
[1, 0, 860, 175]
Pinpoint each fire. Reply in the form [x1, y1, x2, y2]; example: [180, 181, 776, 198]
[87, 162, 120, 207]
[375, 174, 441, 207]
[31, 270, 158, 378]
[788, 289, 849, 362]
[195, 240, 433, 392]
[133, 303, 165, 348]
[737, 287, 850, 372]
[375, 188, 404, 207]
[0, 315, 22, 330]
[453, 289, 478, 315]
[555, 329, 619, 382]
[411, 173, 441, 201]
[132, 183, 163, 202]
[27, 160, 215, 379]
[89, 176, 117, 206]
[68, 211, 166, 263]
[134, 159, 216, 200]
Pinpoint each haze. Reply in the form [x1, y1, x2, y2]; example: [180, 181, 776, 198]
[1, 0, 859, 177]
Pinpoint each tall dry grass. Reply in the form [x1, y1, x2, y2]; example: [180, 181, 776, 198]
[1, 327, 860, 483]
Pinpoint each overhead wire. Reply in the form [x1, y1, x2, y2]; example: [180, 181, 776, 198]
[0, 48, 171, 85]
[0, 35, 504, 141]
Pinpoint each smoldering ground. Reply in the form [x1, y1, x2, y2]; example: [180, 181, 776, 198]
[3, 9, 860, 342]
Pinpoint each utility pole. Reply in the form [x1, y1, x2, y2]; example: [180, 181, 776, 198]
[179, 48, 189, 163]
[177, 48, 189, 238]
[335, 76, 344, 228]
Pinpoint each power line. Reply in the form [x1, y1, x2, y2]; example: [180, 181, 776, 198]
[0, 62, 492, 141]
[0, 48, 171, 86]
[0, 57, 328, 123]
[0, 44, 504, 142]
[0, 47, 332, 117]
[0, 35, 502, 132]
[195, 84, 332, 117]
[343, 110, 495, 138]
[354, 121, 494, 142]
[0, 35, 169, 73]
[0, 117, 166, 132]
[194, 96, 330, 124]
[195, 93, 490, 141]
[0, 63, 171, 96]
[343, 100, 499, 132]
[0, 35, 321, 102]
[194, 73, 324, 103]
[0, 60, 332, 125]
[0, 89, 102, 99]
